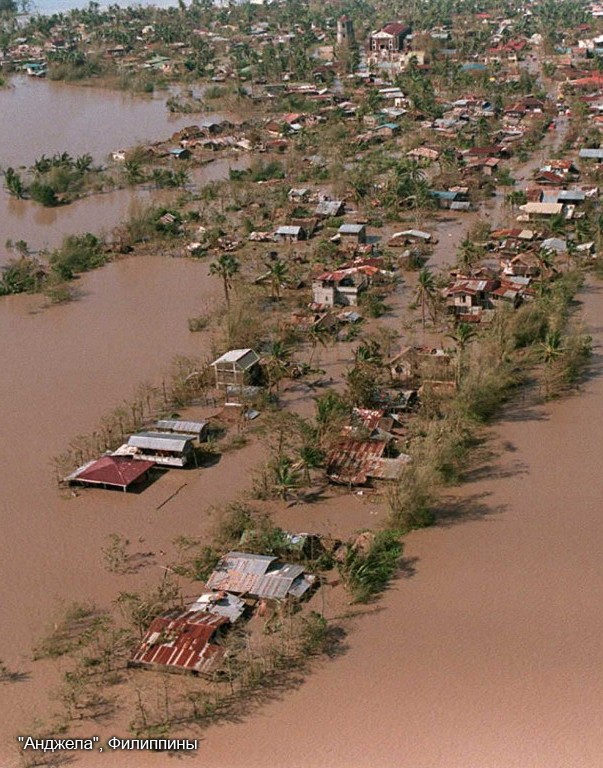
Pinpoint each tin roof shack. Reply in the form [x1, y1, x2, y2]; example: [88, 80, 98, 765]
[119, 433, 197, 468]
[206, 552, 315, 600]
[211, 349, 261, 388]
[443, 278, 500, 317]
[155, 419, 209, 442]
[65, 455, 155, 492]
[326, 438, 410, 485]
[189, 592, 246, 623]
[314, 199, 345, 218]
[274, 225, 306, 242]
[129, 610, 228, 676]
[579, 147, 603, 162]
[337, 223, 366, 244]
[517, 202, 564, 221]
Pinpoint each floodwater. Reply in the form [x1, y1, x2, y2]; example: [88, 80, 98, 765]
[0, 76, 216, 168]
[0, 77, 248, 259]
[190, 275, 603, 767]
[4, 57, 603, 768]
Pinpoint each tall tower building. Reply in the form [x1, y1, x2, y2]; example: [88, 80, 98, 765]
[337, 15, 355, 46]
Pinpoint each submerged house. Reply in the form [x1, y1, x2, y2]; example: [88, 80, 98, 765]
[155, 419, 209, 442]
[326, 438, 411, 485]
[206, 552, 315, 600]
[65, 455, 155, 492]
[211, 349, 261, 388]
[119, 432, 197, 467]
[130, 610, 228, 676]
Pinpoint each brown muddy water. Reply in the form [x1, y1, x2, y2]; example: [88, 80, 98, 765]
[3, 76, 602, 766]
[0, 76, 246, 260]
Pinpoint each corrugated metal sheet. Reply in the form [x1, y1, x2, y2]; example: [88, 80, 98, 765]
[211, 349, 260, 370]
[131, 610, 228, 674]
[155, 419, 208, 437]
[326, 439, 386, 485]
[65, 456, 155, 488]
[189, 592, 246, 623]
[128, 432, 193, 452]
[206, 555, 312, 599]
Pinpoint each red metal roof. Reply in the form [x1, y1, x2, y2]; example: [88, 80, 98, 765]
[326, 439, 386, 485]
[131, 610, 228, 674]
[70, 456, 155, 489]
[380, 22, 410, 36]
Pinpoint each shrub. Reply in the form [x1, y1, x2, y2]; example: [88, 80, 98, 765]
[338, 530, 402, 603]
[50, 233, 106, 279]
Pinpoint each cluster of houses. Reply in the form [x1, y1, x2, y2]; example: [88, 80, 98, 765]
[130, 546, 318, 675]
[65, 419, 209, 492]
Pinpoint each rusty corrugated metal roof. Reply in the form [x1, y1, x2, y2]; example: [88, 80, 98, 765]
[206, 556, 310, 599]
[131, 610, 228, 674]
[326, 439, 386, 485]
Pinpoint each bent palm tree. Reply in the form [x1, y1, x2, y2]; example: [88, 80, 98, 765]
[209, 254, 240, 309]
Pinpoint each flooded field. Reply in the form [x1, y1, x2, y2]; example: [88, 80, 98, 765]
[0, 76, 247, 260]
[0, 76, 217, 168]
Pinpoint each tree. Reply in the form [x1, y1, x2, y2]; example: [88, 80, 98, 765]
[265, 258, 288, 301]
[3, 167, 25, 199]
[209, 254, 240, 309]
[307, 322, 330, 365]
[264, 340, 292, 393]
[270, 455, 300, 500]
[447, 322, 477, 384]
[542, 328, 563, 397]
[414, 267, 437, 329]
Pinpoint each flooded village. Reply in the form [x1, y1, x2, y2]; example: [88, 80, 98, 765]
[2, 0, 603, 766]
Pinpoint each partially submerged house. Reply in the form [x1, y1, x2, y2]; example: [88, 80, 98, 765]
[211, 349, 261, 388]
[312, 267, 369, 307]
[65, 455, 155, 492]
[206, 552, 315, 600]
[274, 225, 306, 242]
[129, 610, 228, 675]
[119, 432, 197, 467]
[326, 438, 410, 485]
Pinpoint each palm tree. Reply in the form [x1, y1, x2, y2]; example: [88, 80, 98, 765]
[307, 322, 330, 365]
[537, 248, 555, 286]
[265, 258, 288, 301]
[447, 322, 477, 384]
[271, 455, 300, 500]
[414, 267, 437, 329]
[456, 237, 480, 273]
[264, 340, 291, 393]
[3, 167, 25, 199]
[295, 442, 324, 485]
[209, 254, 240, 309]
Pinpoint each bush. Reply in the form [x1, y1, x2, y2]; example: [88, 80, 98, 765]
[0, 257, 46, 295]
[338, 530, 402, 603]
[387, 464, 435, 532]
[50, 233, 106, 279]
